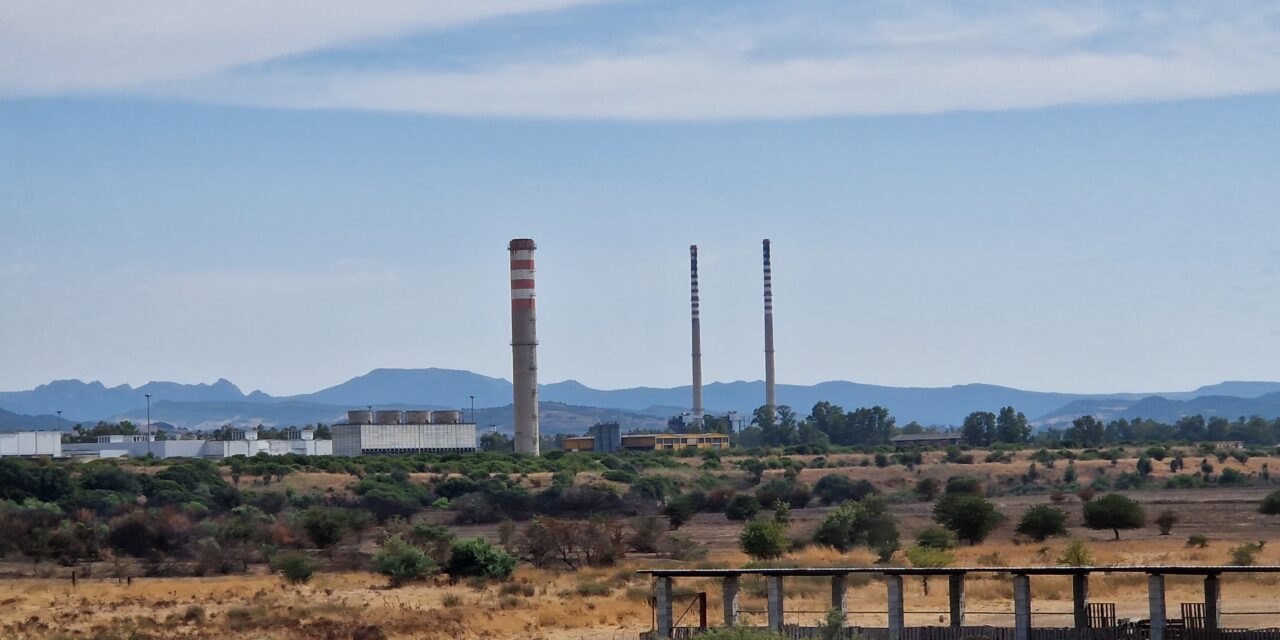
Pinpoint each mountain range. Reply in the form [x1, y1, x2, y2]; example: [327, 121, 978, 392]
[4, 368, 1280, 433]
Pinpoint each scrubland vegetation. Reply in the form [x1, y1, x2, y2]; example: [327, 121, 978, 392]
[5, 406, 1280, 638]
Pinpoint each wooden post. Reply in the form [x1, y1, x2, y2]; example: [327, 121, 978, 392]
[656, 576, 674, 638]
[723, 575, 740, 626]
[698, 592, 708, 628]
[767, 575, 785, 631]
[1072, 573, 1090, 629]
[1204, 574, 1221, 632]
[1149, 574, 1167, 640]
[886, 574, 904, 640]
[831, 574, 849, 619]
[948, 573, 966, 628]
[1013, 574, 1032, 640]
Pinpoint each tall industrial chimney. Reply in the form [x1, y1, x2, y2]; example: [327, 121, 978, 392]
[690, 245, 704, 420]
[509, 238, 540, 455]
[763, 239, 776, 408]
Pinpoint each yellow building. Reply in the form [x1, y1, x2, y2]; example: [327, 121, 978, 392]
[561, 433, 730, 452]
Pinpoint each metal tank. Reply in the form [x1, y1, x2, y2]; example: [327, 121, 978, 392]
[403, 410, 433, 424]
[432, 410, 462, 424]
[347, 410, 373, 425]
[374, 410, 403, 425]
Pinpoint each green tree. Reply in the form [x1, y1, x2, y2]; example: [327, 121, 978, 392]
[479, 432, 514, 452]
[846, 406, 895, 445]
[1015, 505, 1068, 541]
[1056, 540, 1095, 567]
[271, 551, 315, 584]
[813, 475, 877, 506]
[995, 407, 1031, 443]
[933, 493, 1002, 544]
[1154, 510, 1179, 535]
[299, 507, 349, 550]
[1136, 456, 1153, 477]
[739, 520, 789, 560]
[904, 545, 955, 595]
[444, 537, 516, 580]
[372, 535, 437, 587]
[1082, 494, 1145, 540]
[664, 494, 702, 529]
[914, 526, 955, 550]
[812, 496, 899, 554]
[961, 412, 996, 447]
[725, 494, 763, 521]
[1260, 490, 1280, 515]
[1066, 415, 1106, 447]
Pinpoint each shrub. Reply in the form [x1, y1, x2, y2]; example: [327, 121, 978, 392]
[372, 535, 437, 587]
[813, 496, 899, 554]
[1082, 494, 1145, 540]
[1218, 468, 1246, 485]
[1056, 540, 1095, 567]
[739, 520, 789, 560]
[725, 494, 763, 521]
[1261, 490, 1280, 515]
[298, 507, 350, 550]
[407, 520, 456, 562]
[755, 479, 811, 509]
[1154, 510, 1179, 536]
[915, 526, 955, 550]
[627, 516, 665, 553]
[813, 475, 877, 506]
[1016, 505, 1068, 541]
[915, 478, 941, 502]
[664, 494, 702, 529]
[271, 551, 315, 584]
[933, 493, 1002, 544]
[944, 476, 982, 495]
[1186, 534, 1210, 548]
[904, 545, 955, 569]
[444, 538, 516, 581]
[1229, 542, 1264, 566]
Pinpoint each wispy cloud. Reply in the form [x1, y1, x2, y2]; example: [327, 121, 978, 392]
[3, 1, 1279, 119]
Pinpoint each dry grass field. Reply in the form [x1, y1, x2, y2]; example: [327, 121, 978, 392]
[3, 476, 1279, 640]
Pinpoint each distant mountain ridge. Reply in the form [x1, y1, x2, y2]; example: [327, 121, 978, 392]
[5, 369, 1280, 430]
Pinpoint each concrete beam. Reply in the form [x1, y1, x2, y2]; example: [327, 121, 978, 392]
[948, 574, 966, 628]
[723, 575, 740, 626]
[767, 575, 785, 631]
[1013, 574, 1032, 640]
[1149, 574, 1167, 640]
[831, 574, 849, 619]
[656, 576, 673, 638]
[1072, 573, 1090, 629]
[886, 574, 904, 640]
[1204, 574, 1221, 631]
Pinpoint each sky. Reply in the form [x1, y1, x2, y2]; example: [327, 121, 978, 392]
[2, 0, 1280, 397]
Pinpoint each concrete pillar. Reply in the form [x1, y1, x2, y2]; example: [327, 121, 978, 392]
[767, 575, 785, 631]
[1013, 574, 1032, 640]
[831, 574, 849, 619]
[1149, 574, 1167, 640]
[886, 574, 904, 640]
[656, 576, 674, 638]
[1072, 573, 1090, 629]
[723, 575, 740, 626]
[1204, 574, 1221, 631]
[948, 574, 966, 628]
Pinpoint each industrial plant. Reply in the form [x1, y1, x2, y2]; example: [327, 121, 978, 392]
[333, 409, 476, 456]
[510, 238, 540, 456]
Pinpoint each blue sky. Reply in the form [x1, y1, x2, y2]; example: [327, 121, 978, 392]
[2, 1, 1280, 396]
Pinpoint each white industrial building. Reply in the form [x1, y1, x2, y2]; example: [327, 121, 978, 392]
[334, 409, 476, 456]
[62, 428, 332, 459]
[0, 431, 62, 457]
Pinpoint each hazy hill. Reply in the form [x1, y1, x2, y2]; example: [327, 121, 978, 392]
[7, 367, 1280, 430]
[1036, 392, 1280, 427]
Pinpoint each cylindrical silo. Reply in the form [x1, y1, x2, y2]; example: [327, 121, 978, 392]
[374, 410, 403, 425]
[403, 410, 433, 424]
[432, 410, 462, 424]
[509, 238, 540, 456]
[347, 410, 373, 425]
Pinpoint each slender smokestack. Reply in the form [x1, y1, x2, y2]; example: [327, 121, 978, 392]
[509, 238, 540, 455]
[763, 239, 776, 408]
[690, 245, 703, 420]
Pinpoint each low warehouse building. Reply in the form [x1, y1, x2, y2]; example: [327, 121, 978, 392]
[0, 431, 62, 457]
[333, 409, 476, 456]
[564, 432, 729, 452]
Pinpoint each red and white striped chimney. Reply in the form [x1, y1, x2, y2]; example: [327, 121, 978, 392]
[509, 238, 539, 456]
